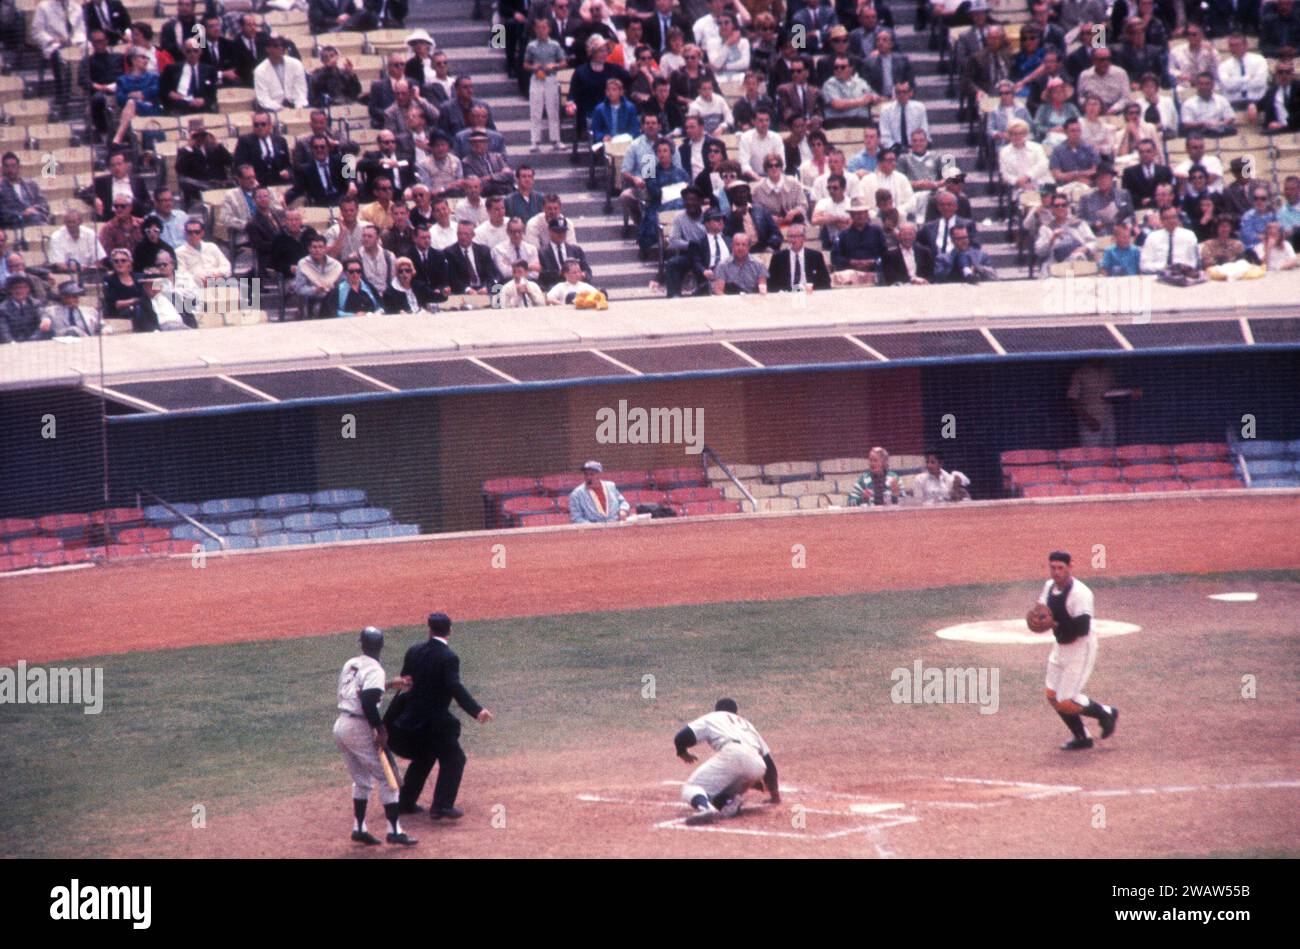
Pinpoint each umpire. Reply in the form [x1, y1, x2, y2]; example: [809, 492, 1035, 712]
[387, 612, 493, 820]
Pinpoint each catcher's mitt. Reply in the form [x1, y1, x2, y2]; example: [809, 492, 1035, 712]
[1026, 604, 1054, 633]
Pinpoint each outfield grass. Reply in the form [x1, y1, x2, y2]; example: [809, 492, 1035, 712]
[2, 570, 1295, 857]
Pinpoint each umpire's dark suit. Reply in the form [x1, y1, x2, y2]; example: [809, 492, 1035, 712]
[390, 629, 483, 813]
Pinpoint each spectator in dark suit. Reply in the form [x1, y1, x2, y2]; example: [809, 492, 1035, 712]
[159, 0, 201, 62]
[407, 226, 449, 295]
[160, 40, 218, 115]
[293, 110, 347, 166]
[918, 189, 978, 256]
[537, 217, 592, 290]
[90, 152, 151, 222]
[368, 54, 409, 128]
[643, 0, 688, 57]
[935, 225, 998, 282]
[311, 44, 363, 107]
[200, 15, 241, 88]
[1260, 0, 1300, 56]
[461, 131, 515, 198]
[292, 135, 354, 207]
[0, 153, 51, 228]
[792, 0, 840, 55]
[82, 0, 130, 45]
[1120, 138, 1173, 209]
[881, 220, 935, 285]
[862, 29, 915, 99]
[722, 185, 783, 252]
[768, 223, 831, 291]
[445, 220, 499, 295]
[174, 120, 233, 206]
[81, 30, 125, 138]
[234, 111, 294, 187]
[775, 64, 824, 130]
[262, 208, 318, 278]
[310, 0, 360, 35]
[360, 130, 417, 200]
[830, 197, 886, 282]
[231, 13, 268, 86]
[1250, 61, 1300, 134]
[389, 612, 493, 820]
[439, 76, 497, 136]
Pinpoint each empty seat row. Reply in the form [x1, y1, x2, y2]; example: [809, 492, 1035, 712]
[1002, 443, 1232, 469]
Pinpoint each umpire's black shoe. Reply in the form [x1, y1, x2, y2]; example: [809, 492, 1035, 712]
[431, 806, 464, 820]
[351, 830, 382, 845]
[386, 832, 419, 846]
[1060, 736, 1094, 750]
[1101, 707, 1119, 739]
[397, 802, 425, 815]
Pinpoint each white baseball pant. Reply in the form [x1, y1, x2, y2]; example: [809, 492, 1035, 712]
[1045, 633, 1099, 707]
[333, 713, 399, 805]
[529, 74, 560, 146]
[681, 742, 766, 807]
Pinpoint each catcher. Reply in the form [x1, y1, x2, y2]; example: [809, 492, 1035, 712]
[674, 698, 780, 823]
[1027, 551, 1119, 750]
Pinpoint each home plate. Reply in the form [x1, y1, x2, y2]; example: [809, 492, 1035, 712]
[935, 619, 1141, 644]
[849, 802, 906, 815]
[1208, 592, 1258, 602]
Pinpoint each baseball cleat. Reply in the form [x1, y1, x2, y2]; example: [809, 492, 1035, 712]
[397, 802, 425, 815]
[685, 802, 720, 825]
[386, 832, 419, 846]
[1101, 707, 1119, 739]
[351, 830, 381, 845]
[719, 798, 743, 819]
[1060, 736, 1094, 750]
[431, 806, 464, 820]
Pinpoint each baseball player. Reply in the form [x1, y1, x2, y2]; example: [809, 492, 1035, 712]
[674, 699, 780, 823]
[333, 627, 418, 846]
[1039, 551, 1119, 750]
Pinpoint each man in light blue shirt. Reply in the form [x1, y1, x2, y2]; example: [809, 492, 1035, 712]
[620, 112, 682, 230]
[1238, 184, 1277, 248]
[153, 187, 189, 248]
[1275, 174, 1300, 243]
[847, 124, 880, 175]
[568, 460, 631, 523]
[1101, 221, 1141, 275]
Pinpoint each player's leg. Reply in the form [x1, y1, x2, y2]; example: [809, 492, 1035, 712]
[429, 730, 468, 818]
[335, 716, 382, 844]
[1045, 644, 1090, 749]
[363, 744, 417, 846]
[1066, 635, 1118, 738]
[714, 749, 767, 817]
[681, 753, 733, 821]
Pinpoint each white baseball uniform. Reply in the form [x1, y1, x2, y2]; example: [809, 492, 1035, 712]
[680, 711, 770, 807]
[1038, 577, 1097, 705]
[333, 654, 399, 805]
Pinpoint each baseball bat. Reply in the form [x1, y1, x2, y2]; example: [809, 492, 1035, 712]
[378, 742, 400, 792]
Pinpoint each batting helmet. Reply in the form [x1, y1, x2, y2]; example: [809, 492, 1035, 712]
[360, 626, 384, 650]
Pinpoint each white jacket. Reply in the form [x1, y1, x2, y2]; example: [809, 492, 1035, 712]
[31, 0, 86, 57]
[254, 56, 310, 111]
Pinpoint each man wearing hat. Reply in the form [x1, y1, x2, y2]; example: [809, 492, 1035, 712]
[403, 28, 437, 90]
[46, 280, 101, 338]
[830, 196, 886, 285]
[462, 128, 516, 198]
[253, 35, 310, 112]
[0, 274, 52, 343]
[923, 167, 975, 222]
[569, 461, 631, 523]
[538, 216, 591, 290]
[953, 1, 994, 86]
[1077, 161, 1135, 236]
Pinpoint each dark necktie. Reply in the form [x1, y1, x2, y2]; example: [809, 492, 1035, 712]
[1166, 231, 1175, 265]
[940, 219, 949, 255]
[711, 235, 721, 268]
[319, 162, 330, 191]
[187, 65, 196, 97]
[522, 286, 532, 307]
[793, 251, 802, 286]
[247, 37, 255, 56]
[71, 306, 85, 333]
[464, 246, 478, 284]
[899, 105, 908, 148]
[661, 15, 670, 53]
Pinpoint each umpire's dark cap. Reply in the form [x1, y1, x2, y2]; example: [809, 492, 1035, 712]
[1048, 550, 1071, 564]
[428, 612, 452, 636]
[715, 698, 738, 713]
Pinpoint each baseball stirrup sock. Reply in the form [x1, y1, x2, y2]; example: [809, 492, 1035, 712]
[1057, 710, 1088, 739]
[383, 802, 402, 835]
[354, 798, 368, 832]
[1079, 700, 1110, 720]
[690, 794, 710, 811]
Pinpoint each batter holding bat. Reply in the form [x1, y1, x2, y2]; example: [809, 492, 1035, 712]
[1027, 551, 1119, 751]
[333, 626, 419, 846]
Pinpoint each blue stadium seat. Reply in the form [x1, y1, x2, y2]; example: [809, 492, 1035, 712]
[199, 498, 257, 517]
[339, 507, 392, 526]
[257, 493, 313, 515]
[283, 511, 340, 531]
[143, 502, 200, 524]
[366, 524, 421, 539]
[1237, 440, 1288, 460]
[173, 523, 229, 539]
[257, 532, 315, 547]
[312, 489, 368, 509]
[311, 528, 370, 543]
[192, 535, 257, 551]
[1246, 458, 1293, 477]
[1290, 441, 1300, 458]
[1252, 475, 1300, 488]
[226, 517, 284, 536]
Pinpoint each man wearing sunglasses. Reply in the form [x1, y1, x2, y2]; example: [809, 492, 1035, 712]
[381, 256, 439, 313]
[233, 112, 293, 186]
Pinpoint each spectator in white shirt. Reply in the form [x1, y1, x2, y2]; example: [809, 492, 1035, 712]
[737, 109, 783, 181]
[1254, 220, 1299, 271]
[1180, 72, 1237, 137]
[499, 259, 546, 307]
[546, 257, 599, 304]
[911, 451, 971, 503]
[474, 196, 509, 249]
[689, 79, 734, 134]
[176, 217, 232, 285]
[1217, 34, 1268, 102]
[427, 198, 460, 250]
[812, 148, 862, 201]
[812, 174, 853, 239]
[706, 12, 749, 78]
[860, 148, 915, 217]
[492, 217, 541, 277]
[752, 153, 807, 226]
[1140, 205, 1200, 272]
[878, 81, 929, 152]
[999, 119, 1052, 199]
[1173, 134, 1225, 192]
[1170, 23, 1220, 87]
[47, 207, 107, 274]
[254, 35, 310, 112]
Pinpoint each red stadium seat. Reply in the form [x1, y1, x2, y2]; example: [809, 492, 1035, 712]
[1067, 465, 1121, 483]
[651, 466, 707, 489]
[9, 535, 62, 553]
[61, 546, 104, 563]
[1023, 484, 1079, 498]
[91, 507, 145, 527]
[622, 489, 669, 506]
[681, 500, 743, 515]
[37, 512, 90, 534]
[516, 512, 572, 528]
[1078, 482, 1134, 495]
[555, 494, 570, 511]
[1001, 449, 1058, 467]
[538, 473, 579, 495]
[1122, 463, 1177, 482]
[0, 553, 38, 571]
[1011, 466, 1066, 486]
[0, 517, 38, 539]
[116, 527, 173, 544]
[602, 469, 652, 489]
[1177, 461, 1236, 480]
[1115, 443, 1173, 464]
[1058, 447, 1116, 467]
[1187, 479, 1244, 491]
[1173, 442, 1230, 462]
[1134, 480, 1190, 493]
[482, 476, 538, 498]
[501, 496, 556, 518]
[667, 485, 723, 502]
[106, 544, 151, 560]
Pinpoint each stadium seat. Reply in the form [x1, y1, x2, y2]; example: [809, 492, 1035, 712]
[517, 512, 572, 527]
[311, 489, 369, 509]
[172, 523, 229, 539]
[1000, 449, 1058, 467]
[91, 507, 145, 527]
[1057, 447, 1116, 467]
[338, 507, 393, 526]
[1078, 482, 1134, 495]
[143, 503, 200, 524]
[148, 540, 202, 555]
[622, 489, 669, 506]
[226, 517, 285, 536]
[0, 554, 38, 572]
[538, 473, 579, 495]
[1236, 439, 1289, 460]
[1022, 484, 1078, 498]
[1245, 458, 1293, 477]
[10, 535, 62, 553]
[667, 485, 724, 502]
[1066, 466, 1120, 484]
[0, 518, 38, 539]
[221, 536, 259, 550]
[603, 469, 653, 489]
[1134, 480, 1190, 493]
[37, 513, 90, 537]
[1115, 443, 1173, 464]
[1173, 442, 1230, 462]
[651, 466, 708, 489]
[1252, 475, 1300, 488]
[501, 496, 556, 521]
[1187, 479, 1244, 491]
[1178, 461, 1236, 480]
[1288, 439, 1300, 457]
[283, 511, 340, 531]
[1121, 463, 1177, 482]
[366, 524, 421, 539]
[311, 528, 371, 543]
[1010, 466, 1066, 486]
[257, 533, 315, 547]
[681, 500, 743, 515]
[115, 527, 173, 544]
[199, 498, 258, 517]
[257, 492, 313, 514]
